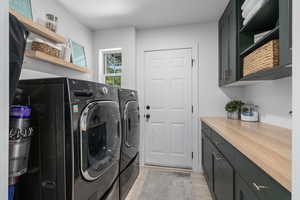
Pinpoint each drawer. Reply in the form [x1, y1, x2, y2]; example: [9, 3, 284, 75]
[235, 153, 291, 200]
[210, 130, 237, 166]
[235, 174, 260, 200]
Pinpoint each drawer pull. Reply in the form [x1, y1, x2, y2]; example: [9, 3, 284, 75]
[215, 141, 224, 145]
[253, 182, 269, 191]
[213, 152, 223, 161]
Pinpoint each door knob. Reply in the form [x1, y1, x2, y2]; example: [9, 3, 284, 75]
[145, 114, 150, 120]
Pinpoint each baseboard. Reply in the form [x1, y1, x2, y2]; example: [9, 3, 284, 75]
[143, 165, 192, 173]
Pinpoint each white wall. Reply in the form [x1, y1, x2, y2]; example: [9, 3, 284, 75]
[0, 0, 9, 199]
[237, 78, 292, 129]
[293, 0, 299, 198]
[21, 0, 94, 80]
[136, 23, 243, 172]
[93, 27, 136, 89]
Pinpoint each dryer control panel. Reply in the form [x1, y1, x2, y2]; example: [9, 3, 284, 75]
[68, 79, 118, 103]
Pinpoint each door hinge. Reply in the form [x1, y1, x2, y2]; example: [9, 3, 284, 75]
[192, 105, 194, 113]
[191, 152, 194, 160]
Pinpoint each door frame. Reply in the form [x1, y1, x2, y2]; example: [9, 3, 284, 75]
[0, 1, 9, 199]
[137, 44, 200, 172]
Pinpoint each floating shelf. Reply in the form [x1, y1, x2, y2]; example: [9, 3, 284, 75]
[240, 26, 279, 57]
[10, 10, 67, 44]
[26, 51, 92, 73]
[241, 65, 292, 81]
[240, 0, 279, 33]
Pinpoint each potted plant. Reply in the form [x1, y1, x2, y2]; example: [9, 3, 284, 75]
[225, 100, 244, 120]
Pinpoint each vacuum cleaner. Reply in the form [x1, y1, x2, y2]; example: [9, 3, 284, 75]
[8, 13, 30, 200]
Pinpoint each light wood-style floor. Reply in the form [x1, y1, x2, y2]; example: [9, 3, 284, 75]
[126, 166, 213, 200]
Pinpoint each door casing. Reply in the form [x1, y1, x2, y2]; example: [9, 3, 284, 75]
[0, 2, 9, 199]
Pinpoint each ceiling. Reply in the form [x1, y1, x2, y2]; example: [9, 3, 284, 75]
[57, 0, 229, 30]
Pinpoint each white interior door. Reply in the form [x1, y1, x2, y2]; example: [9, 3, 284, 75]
[144, 48, 193, 169]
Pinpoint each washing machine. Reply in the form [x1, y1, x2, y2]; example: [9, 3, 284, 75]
[118, 89, 140, 200]
[14, 78, 121, 200]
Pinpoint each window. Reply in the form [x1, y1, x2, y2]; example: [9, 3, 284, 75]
[103, 51, 122, 87]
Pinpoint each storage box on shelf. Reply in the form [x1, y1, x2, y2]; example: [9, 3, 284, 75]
[243, 40, 279, 77]
[31, 41, 61, 58]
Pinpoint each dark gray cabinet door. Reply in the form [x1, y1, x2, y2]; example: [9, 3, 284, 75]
[219, 11, 228, 86]
[218, 0, 238, 86]
[279, 0, 292, 67]
[236, 174, 260, 200]
[213, 146, 234, 200]
[202, 135, 214, 191]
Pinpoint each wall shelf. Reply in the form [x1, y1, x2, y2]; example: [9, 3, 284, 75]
[26, 51, 92, 73]
[240, 26, 279, 57]
[240, 65, 291, 81]
[10, 10, 67, 44]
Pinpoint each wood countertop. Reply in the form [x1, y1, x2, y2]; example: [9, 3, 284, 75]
[200, 117, 292, 192]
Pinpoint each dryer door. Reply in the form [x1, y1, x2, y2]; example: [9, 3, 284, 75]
[80, 101, 121, 181]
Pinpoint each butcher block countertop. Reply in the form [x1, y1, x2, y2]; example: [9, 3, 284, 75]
[201, 117, 292, 192]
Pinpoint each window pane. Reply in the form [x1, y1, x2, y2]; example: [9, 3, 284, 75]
[105, 76, 121, 87]
[105, 76, 114, 86]
[114, 76, 121, 87]
[105, 53, 122, 74]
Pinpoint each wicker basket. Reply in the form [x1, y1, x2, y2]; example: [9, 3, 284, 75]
[32, 41, 61, 58]
[243, 40, 280, 77]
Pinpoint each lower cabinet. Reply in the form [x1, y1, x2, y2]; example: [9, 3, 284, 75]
[202, 134, 213, 191]
[212, 146, 234, 200]
[201, 122, 291, 200]
[235, 175, 260, 200]
[202, 134, 234, 200]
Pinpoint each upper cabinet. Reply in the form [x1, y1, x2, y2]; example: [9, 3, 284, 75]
[219, 0, 238, 86]
[279, 0, 292, 67]
[219, 0, 292, 86]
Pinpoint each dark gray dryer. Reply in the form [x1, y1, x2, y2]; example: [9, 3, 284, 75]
[118, 89, 140, 200]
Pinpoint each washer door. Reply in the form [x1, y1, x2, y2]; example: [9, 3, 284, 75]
[80, 101, 121, 181]
[124, 101, 140, 155]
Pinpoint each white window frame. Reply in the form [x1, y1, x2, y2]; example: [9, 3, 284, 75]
[100, 48, 122, 87]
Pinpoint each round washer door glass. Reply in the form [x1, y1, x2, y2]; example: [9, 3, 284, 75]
[80, 101, 121, 181]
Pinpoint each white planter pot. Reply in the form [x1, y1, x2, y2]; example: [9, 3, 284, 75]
[227, 111, 239, 120]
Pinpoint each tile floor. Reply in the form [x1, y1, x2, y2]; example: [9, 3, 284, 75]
[126, 166, 213, 200]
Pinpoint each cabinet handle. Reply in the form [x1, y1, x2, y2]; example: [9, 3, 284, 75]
[252, 182, 269, 191]
[213, 152, 223, 161]
[224, 70, 228, 81]
[215, 141, 224, 145]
